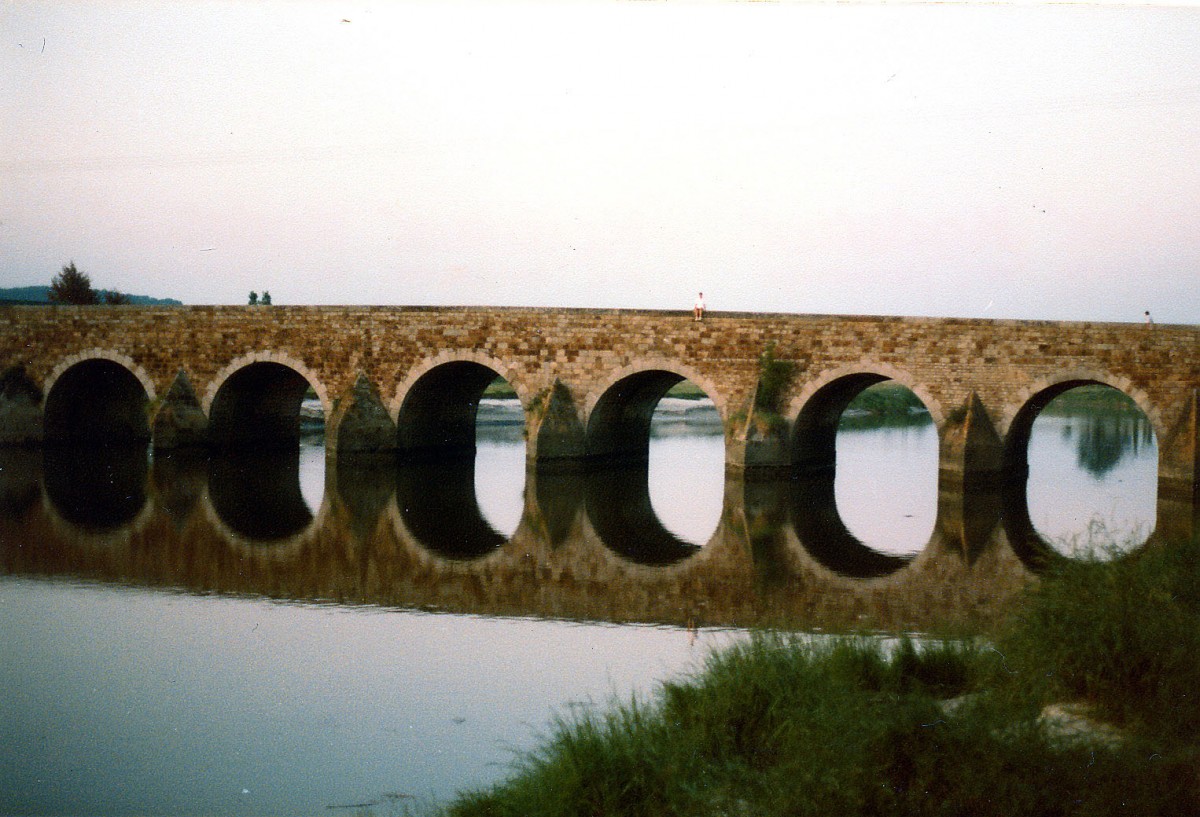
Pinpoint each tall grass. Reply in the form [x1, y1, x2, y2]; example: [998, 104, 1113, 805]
[992, 537, 1200, 741]
[438, 536, 1200, 816]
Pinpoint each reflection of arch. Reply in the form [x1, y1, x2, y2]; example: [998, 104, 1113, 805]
[392, 459, 508, 560]
[584, 361, 725, 463]
[43, 445, 149, 532]
[207, 450, 316, 541]
[787, 364, 938, 477]
[43, 352, 155, 444]
[200, 454, 329, 558]
[42, 490, 155, 552]
[789, 475, 918, 579]
[584, 463, 705, 566]
[392, 352, 529, 460]
[206, 354, 327, 450]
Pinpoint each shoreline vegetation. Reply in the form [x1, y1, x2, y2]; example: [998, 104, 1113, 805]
[433, 536, 1199, 817]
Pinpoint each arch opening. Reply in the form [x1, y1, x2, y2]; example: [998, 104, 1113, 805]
[394, 366, 526, 549]
[647, 379, 724, 546]
[44, 359, 150, 445]
[790, 377, 937, 572]
[1004, 382, 1157, 562]
[208, 362, 317, 451]
[396, 363, 520, 461]
[587, 370, 686, 464]
[587, 372, 723, 550]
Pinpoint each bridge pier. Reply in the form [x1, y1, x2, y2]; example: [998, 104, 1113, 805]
[724, 403, 791, 479]
[937, 393, 1005, 493]
[0, 366, 43, 446]
[153, 371, 208, 449]
[1157, 388, 1199, 508]
[326, 373, 395, 458]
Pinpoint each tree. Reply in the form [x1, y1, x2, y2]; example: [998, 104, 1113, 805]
[261, 291, 272, 305]
[102, 290, 131, 305]
[248, 291, 258, 305]
[48, 261, 98, 305]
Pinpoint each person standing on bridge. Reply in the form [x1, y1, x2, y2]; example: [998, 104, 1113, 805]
[694, 291, 705, 322]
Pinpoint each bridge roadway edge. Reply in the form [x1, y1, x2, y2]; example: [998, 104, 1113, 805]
[0, 304, 1196, 521]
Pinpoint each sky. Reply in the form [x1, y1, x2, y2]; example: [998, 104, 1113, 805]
[2, 0, 1199, 323]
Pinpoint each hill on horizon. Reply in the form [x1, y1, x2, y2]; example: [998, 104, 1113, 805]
[0, 286, 182, 306]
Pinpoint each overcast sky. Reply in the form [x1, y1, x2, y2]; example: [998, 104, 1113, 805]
[3, 1, 1199, 323]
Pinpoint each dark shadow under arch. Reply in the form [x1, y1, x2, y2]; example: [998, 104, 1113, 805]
[45, 359, 150, 445]
[586, 370, 689, 464]
[209, 362, 314, 451]
[397, 362, 514, 461]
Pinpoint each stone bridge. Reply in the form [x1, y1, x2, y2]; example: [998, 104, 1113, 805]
[1, 305, 1197, 504]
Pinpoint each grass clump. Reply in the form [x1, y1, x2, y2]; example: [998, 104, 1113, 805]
[441, 539, 1200, 816]
[992, 537, 1200, 742]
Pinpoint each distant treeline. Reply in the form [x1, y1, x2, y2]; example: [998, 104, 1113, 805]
[0, 285, 182, 306]
[1041, 383, 1142, 415]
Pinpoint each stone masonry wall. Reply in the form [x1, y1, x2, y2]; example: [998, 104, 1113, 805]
[1, 305, 1197, 497]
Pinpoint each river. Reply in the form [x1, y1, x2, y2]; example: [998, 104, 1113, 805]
[0, 392, 1163, 815]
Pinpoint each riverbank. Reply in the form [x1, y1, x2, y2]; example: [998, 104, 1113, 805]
[439, 537, 1199, 817]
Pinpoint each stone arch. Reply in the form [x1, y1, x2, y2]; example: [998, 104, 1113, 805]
[202, 351, 330, 416]
[786, 361, 941, 476]
[205, 352, 330, 450]
[390, 351, 531, 459]
[582, 358, 727, 462]
[583, 358, 728, 423]
[43, 350, 157, 444]
[44, 349, 157, 406]
[786, 360, 943, 429]
[389, 350, 532, 420]
[998, 368, 1160, 443]
[999, 369, 1160, 565]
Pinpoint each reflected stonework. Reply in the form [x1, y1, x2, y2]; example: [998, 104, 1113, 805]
[0, 444, 1083, 634]
[3, 382, 1186, 633]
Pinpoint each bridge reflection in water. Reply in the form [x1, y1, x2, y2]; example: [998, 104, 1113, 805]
[3, 442, 1191, 634]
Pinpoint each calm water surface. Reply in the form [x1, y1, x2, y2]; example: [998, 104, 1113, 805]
[0, 396, 1164, 814]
